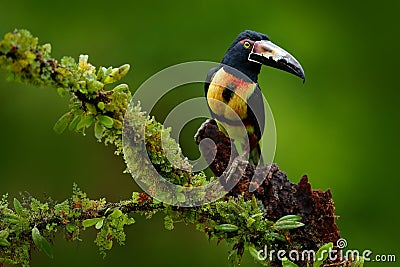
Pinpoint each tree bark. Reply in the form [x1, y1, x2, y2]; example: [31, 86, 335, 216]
[195, 120, 341, 266]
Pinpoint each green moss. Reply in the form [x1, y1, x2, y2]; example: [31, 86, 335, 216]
[0, 29, 131, 154]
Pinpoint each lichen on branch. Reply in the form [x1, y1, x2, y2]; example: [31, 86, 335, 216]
[0, 29, 130, 153]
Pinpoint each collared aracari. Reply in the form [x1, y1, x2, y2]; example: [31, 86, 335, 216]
[205, 30, 305, 165]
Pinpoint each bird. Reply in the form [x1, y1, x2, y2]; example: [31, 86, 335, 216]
[205, 30, 305, 166]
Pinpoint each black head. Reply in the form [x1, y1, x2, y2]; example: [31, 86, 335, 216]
[221, 30, 269, 82]
[221, 30, 305, 82]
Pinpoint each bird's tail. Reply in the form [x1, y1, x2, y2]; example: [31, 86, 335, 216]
[249, 141, 263, 166]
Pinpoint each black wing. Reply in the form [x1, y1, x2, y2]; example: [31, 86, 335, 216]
[204, 66, 221, 118]
[204, 66, 220, 96]
[245, 84, 265, 141]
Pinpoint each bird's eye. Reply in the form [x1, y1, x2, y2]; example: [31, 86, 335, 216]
[243, 41, 251, 49]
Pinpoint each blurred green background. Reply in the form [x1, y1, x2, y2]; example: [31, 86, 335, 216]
[0, 0, 399, 266]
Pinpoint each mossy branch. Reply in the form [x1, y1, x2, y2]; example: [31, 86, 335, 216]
[0, 29, 358, 267]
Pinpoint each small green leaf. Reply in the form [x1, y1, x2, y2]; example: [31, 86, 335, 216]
[157, 192, 170, 203]
[82, 218, 103, 228]
[97, 101, 105, 110]
[314, 242, 333, 267]
[282, 257, 299, 267]
[112, 83, 129, 93]
[228, 247, 242, 266]
[164, 215, 174, 230]
[251, 195, 258, 210]
[98, 115, 114, 128]
[68, 114, 81, 131]
[132, 192, 140, 202]
[215, 224, 239, 232]
[269, 232, 286, 241]
[248, 246, 260, 260]
[3, 213, 20, 224]
[97, 66, 106, 81]
[65, 223, 76, 233]
[0, 238, 10, 247]
[251, 213, 263, 218]
[32, 227, 54, 259]
[95, 219, 104, 229]
[273, 221, 305, 230]
[102, 66, 112, 79]
[32, 226, 42, 247]
[85, 103, 97, 114]
[126, 217, 135, 225]
[274, 216, 304, 230]
[41, 237, 54, 259]
[78, 83, 88, 93]
[246, 217, 256, 227]
[176, 192, 186, 202]
[94, 121, 105, 139]
[104, 207, 112, 215]
[13, 198, 24, 215]
[53, 112, 73, 134]
[57, 87, 67, 97]
[0, 230, 9, 239]
[109, 209, 123, 219]
[104, 237, 113, 250]
[277, 215, 302, 222]
[87, 80, 104, 93]
[113, 119, 123, 129]
[77, 115, 94, 130]
[104, 64, 130, 84]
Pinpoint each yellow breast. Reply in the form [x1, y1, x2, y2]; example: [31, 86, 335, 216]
[207, 68, 256, 121]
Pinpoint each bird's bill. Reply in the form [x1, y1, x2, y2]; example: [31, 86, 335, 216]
[248, 40, 305, 81]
